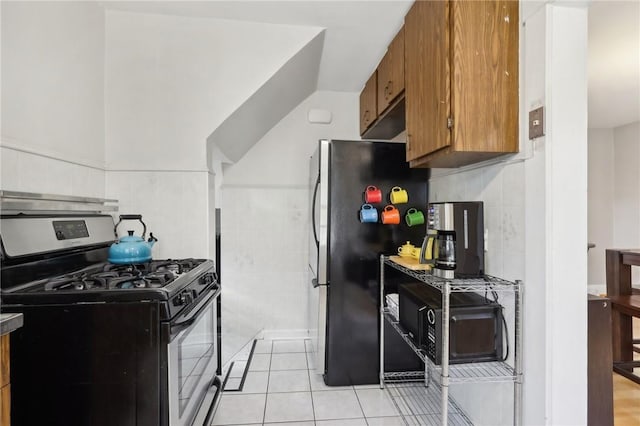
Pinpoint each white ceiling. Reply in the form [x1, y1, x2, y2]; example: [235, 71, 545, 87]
[588, 0, 640, 129]
[102, 0, 413, 92]
[102, 0, 640, 129]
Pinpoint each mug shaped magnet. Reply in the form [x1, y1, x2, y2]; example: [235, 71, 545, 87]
[405, 208, 425, 227]
[359, 204, 378, 223]
[364, 185, 382, 204]
[390, 186, 408, 204]
[381, 205, 400, 224]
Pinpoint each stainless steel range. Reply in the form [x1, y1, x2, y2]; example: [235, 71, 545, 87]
[0, 213, 222, 426]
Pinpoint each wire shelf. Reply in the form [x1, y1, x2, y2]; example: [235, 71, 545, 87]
[384, 296, 517, 384]
[383, 257, 520, 293]
[383, 371, 426, 383]
[385, 382, 473, 426]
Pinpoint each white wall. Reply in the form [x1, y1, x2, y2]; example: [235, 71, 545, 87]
[104, 9, 321, 259]
[221, 91, 359, 357]
[0, 1, 106, 197]
[612, 121, 640, 284]
[612, 122, 640, 249]
[587, 128, 614, 292]
[587, 121, 640, 292]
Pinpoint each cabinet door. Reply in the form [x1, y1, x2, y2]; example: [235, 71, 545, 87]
[450, 0, 519, 154]
[359, 71, 378, 135]
[377, 27, 405, 113]
[405, 1, 451, 162]
[0, 335, 9, 426]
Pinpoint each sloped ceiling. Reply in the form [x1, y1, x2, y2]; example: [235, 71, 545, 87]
[103, 1, 412, 163]
[103, 1, 412, 92]
[207, 31, 325, 162]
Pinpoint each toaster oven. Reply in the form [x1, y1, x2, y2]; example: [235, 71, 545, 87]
[398, 282, 503, 365]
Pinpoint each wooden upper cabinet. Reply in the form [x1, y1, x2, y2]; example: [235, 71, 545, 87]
[377, 27, 405, 114]
[405, 1, 450, 162]
[406, 0, 519, 168]
[359, 71, 377, 135]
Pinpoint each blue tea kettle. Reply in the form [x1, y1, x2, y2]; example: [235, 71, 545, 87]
[108, 215, 158, 264]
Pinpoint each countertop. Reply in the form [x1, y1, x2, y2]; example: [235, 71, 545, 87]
[0, 313, 23, 336]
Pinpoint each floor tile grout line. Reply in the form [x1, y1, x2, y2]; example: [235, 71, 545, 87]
[306, 354, 317, 424]
[261, 346, 273, 424]
[351, 387, 368, 423]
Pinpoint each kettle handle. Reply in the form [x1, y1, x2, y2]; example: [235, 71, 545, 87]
[114, 215, 147, 239]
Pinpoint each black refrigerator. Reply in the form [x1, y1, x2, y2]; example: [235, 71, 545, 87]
[308, 139, 429, 386]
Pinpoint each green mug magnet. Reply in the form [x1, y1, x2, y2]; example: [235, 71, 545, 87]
[405, 208, 425, 227]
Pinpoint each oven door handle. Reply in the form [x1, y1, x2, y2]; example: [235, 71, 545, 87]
[170, 287, 218, 338]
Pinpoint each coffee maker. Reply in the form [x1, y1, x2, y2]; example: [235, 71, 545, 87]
[427, 202, 484, 278]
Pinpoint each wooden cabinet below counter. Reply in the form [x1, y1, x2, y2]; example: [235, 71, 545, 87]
[1, 334, 10, 426]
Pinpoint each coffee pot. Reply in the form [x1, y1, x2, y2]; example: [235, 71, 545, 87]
[434, 230, 456, 277]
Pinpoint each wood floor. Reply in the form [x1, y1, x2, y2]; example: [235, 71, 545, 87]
[613, 318, 640, 426]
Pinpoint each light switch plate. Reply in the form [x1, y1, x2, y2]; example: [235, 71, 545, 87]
[529, 106, 544, 139]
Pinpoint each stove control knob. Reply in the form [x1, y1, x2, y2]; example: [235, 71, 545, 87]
[199, 273, 215, 286]
[174, 291, 193, 306]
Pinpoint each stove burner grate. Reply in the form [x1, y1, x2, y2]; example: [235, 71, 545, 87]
[35, 258, 205, 292]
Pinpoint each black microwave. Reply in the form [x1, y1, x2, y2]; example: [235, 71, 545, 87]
[398, 283, 503, 365]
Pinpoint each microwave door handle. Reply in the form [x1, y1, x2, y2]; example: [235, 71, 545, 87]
[418, 306, 427, 350]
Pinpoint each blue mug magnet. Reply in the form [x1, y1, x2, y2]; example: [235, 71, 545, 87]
[359, 204, 378, 223]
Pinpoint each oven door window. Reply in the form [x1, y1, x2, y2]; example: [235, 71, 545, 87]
[169, 295, 218, 426]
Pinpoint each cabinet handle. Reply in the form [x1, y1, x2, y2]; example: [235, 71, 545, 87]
[387, 81, 393, 98]
[363, 110, 369, 122]
[383, 85, 388, 99]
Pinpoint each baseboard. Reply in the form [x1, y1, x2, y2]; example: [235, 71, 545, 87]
[260, 329, 310, 340]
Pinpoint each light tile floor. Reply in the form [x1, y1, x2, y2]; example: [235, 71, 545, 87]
[212, 339, 404, 426]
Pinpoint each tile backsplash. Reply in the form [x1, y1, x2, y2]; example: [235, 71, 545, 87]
[429, 161, 525, 282]
[0, 146, 105, 198]
[221, 185, 310, 357]
[105, 170, 209, 259]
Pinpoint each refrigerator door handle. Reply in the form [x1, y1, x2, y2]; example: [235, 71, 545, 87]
[311, 174, 320, 248]
[317, 140, 330, 286]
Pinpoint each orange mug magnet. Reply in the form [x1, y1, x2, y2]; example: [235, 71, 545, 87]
[364, 185, 382, 204]
[381, 205, 400, 224]
[390, 186, 408, 204]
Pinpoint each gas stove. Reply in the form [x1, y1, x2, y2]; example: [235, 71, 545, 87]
[3, 256, 218, 319]
[0, 213, 222, 426]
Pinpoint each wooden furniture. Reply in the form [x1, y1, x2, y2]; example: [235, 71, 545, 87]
[605, 249, 640, 385]
[359, 71, 377, 135]
[0, 313, 23, 426]
[360, 27, 406, 140]
[405, 0, 519, 168]
[359, 1, 520, 167]
[587, 294, 613, 426]
[376, 27, 404, 114]
[0, 334, 9, 426]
